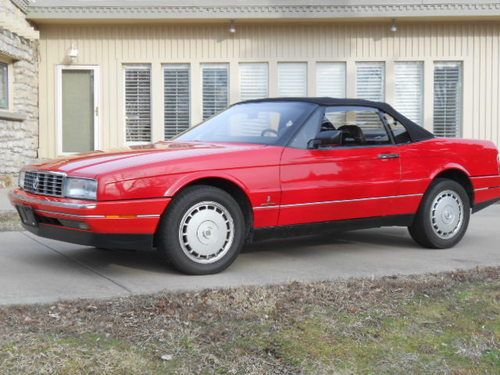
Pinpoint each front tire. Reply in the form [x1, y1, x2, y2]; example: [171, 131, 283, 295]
[157, 185, 246, 275]
[408, 178, 470, 249]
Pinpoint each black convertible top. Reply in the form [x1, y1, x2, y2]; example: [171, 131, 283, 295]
[239, 97, 435, 142]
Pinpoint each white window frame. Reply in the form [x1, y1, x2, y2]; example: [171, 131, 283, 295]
[56, 65, 100, 156]
[123, 64, 152, 145]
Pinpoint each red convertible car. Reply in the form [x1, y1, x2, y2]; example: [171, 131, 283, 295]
[10, 98, 500, 274]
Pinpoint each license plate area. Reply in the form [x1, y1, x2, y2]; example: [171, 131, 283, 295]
[16, 205, 38, 227]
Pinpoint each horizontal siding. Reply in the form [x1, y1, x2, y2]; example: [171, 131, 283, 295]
[38, 22, 500, 157]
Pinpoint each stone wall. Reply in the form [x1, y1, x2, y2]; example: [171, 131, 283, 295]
[0, 0, 39, 188]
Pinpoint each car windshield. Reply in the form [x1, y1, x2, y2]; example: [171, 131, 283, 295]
[175, 101, 316, 145]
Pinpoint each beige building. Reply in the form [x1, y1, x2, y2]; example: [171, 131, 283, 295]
[3, 0, 500, 163]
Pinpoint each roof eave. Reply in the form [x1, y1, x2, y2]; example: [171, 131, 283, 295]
[26, 3, 500, 22]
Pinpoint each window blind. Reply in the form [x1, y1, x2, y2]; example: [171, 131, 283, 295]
[433, 62, 462, 137]
[316, 62, 346, 98]
[164, 64, 190, 139]
[202, 64, 229, 120]
[239, 63, 268, 101]
[278, 63, 307, 97]
[356, 62, 385, 101]
[394, 62, 424, 126]
[124, 65, 151, 143]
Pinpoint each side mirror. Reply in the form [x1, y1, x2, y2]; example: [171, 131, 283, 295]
[307, 130, 343, 149]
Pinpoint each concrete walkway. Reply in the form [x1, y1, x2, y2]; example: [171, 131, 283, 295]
[1, 206, 499, 305]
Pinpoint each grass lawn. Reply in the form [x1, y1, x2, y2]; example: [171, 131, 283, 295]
[0, 267, 498, 374]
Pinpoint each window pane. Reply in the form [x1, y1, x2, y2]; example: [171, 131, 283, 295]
[125, 65, 151, 143]
[164, 64, 190, 139]
[278, 63, 307, 97]
[0, 62, 7, 109]
[395, 62, 424, 126]
[356, 62, 385, 101]
[325, 106, 391, 146]
[239, 63, 268, 101]
[62, 70, 94, 153]
[433, 62, 462, 137]
[202, 64, 229, 120]
[383, 113, 412, 144]
[176, 101, 315, 145]
[316, 62, 346, 98]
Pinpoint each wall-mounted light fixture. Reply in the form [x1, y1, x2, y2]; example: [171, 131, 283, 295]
[229, 20, 236, 34]
[67, 45, 79, 62]
[390, 18, 398, 33]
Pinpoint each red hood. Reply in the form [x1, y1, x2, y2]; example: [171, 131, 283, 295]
[28, 141, 279, 182]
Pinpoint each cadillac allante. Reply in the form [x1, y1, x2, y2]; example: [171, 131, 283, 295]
[10, 98, 500, 274]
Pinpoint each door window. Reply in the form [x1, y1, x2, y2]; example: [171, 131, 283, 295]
[382, 113, 412, 144]
[61, 69, 95, 153]
[324, 106, 392, 146]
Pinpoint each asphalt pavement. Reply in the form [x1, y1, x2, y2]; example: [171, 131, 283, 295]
[1, 205, 499, 305]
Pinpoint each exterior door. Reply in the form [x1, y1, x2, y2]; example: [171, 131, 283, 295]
[57, 66, 99, 154]
[278, 106, 402, 226]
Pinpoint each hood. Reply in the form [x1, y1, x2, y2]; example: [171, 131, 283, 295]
[29, 141, 276, 181]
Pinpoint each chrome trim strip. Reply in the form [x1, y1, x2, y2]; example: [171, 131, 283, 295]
[9, 191, 97, 209]
[35, 209, 104, 219]
[474, 186, 500, 191]
[253, 193, 424, 210]
[34, 210, 160, 219]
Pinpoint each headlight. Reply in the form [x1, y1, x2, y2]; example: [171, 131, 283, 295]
[18, 171, 26, 189]
[64, 178, 97, 200]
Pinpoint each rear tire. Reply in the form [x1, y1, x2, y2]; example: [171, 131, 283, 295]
[408, 178, 470, 249]
[156, 185, 246, 275]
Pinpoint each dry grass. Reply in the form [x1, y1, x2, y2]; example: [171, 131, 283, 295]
[0, 267, 499, 374]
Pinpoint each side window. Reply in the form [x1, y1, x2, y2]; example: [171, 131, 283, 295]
[288, 109, 323, 149]
[324, 106, 392, 146]
[383, 113, 412, 144]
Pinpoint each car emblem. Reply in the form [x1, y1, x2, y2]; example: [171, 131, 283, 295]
[32, 175, 39, 190]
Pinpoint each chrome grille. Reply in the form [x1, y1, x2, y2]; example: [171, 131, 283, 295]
[23, 171, 65, 197]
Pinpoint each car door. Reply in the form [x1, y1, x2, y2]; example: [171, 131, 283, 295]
[278, 105, 402, 226]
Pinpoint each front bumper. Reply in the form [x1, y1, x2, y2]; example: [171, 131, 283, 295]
[9, 188, 171, 250]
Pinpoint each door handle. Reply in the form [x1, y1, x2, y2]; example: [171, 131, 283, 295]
[378, 153, 400, 159]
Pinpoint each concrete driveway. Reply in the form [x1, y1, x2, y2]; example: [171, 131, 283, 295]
[1, 205, 499, 305]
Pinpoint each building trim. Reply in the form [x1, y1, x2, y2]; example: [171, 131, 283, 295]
[11, 0, 30, 14]
[26, 2, 500, 21]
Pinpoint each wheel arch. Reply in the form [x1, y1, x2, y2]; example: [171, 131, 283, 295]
[161, 174, 254, 239]
[430, 167, 474, 206]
